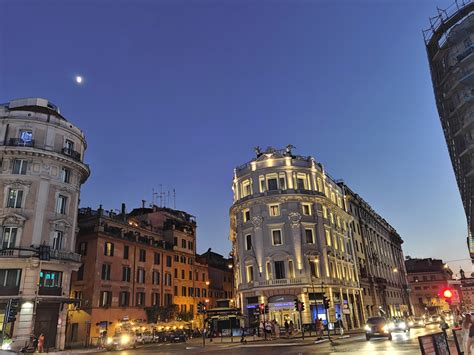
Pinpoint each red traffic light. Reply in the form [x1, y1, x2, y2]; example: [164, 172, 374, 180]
[259, 303, 265, 310]
[442, 289, 453, 299]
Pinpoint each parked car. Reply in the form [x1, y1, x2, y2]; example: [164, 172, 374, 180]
[389, 319, 409, 333]
[106, 332, 138, 351]
[170, 330, 187, 343]
[136, 332, 154, 344]
[364, 317, 392, 341]
[408, 317, 426, 328]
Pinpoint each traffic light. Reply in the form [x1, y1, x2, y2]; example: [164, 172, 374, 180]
[38, 245, 50, 261]
[7, 299, 20, 323]
[322, 294, 330, 309]
[442, 288, 453, 305]
[259, 303, 265, 314]
[294, 299, 299, 311]
[298, 301, 305, 312]
[264, 305, 269, 314]
[197, 301, 206, 314]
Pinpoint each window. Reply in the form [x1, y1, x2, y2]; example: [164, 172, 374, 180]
[243, 209, 250, 223]
[104, 242, 114, 256]
[101, 264, 111, 280]
[136, 292, 145, 306]
[196, 288, 201, 297]
[56, 195, 67, 214]
[181, 270, 185, 279]
[245, 234, 252, 250]
[189, 287, 194, 297]
[269, 204, 280, 217]
[152, 271, 160, 285]
[267, 177, 278, 191]
[322, 206, 328, 219]
[60, 167, 70, 183]
[19, 129, 33, 144]
[166, 256, 172, 267]
[296, 174, 307, 190]
[0, 269, 21, 288]
[152, 292, 160, 306]
[123, 245, 129, 259]
[241, 179, 252, 197]
[12, 159, 27, 175]
[154, 252, 160, 265]
[203, 289, 207, 297]
[139, 249, 146, 262]
[78, 241, 87, 256]
[65, 139, 75, 151]
[174, 255, 179, 262]
[259, 176, 266, 192]
[182, 286, 187, 296]
[246, 265, 254, 283]
[1, 227, 17, 249]
[305, 229, 314, 244]
[122, 266, 131, 282]
[266, 262, 272, 280]
[164, 293, 173, 306]
[188, 241, 193, 250]
[302, 203, 312, 216]
[137, 268, 145, 283]
[119, 291, 130, 307]
[189, 271, 192, 280]
[274, 261, 285, 279]
[164, 272, 172, 286]
[272, 230, 282, 246]
[310, 260, 319, 278]
[40, 270, 62, 288]
[77, 265, 84, 280]
[99, 291, 112, 307]
[174, 237, 177, 246]
[52, 230, 63, 250]
[325, 230, 332, 246]
[6, 189, 23, 208]
[182, 239, 187, 248]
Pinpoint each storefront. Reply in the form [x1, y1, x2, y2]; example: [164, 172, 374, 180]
[267, 295, 299, 329]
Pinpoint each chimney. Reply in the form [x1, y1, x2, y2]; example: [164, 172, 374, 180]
[121, 203, 126, 221]
[142, 200, 146, 208]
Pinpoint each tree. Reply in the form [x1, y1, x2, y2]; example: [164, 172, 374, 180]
[145, 304, 179, 323]
[176, 310, 194, 322]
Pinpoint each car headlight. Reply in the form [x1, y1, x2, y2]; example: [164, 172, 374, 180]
[121, 335, 130, 345]
[107, 337, 113, 344]
[365, 325, 371, 331]
[409, 321, 414, 326]
[429, 318, 433, 322]
[388, 322, 395, 329]
[400, 322, 406, 329]
[383, 325, 389, 333]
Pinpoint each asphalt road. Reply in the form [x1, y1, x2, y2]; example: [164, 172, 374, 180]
[96, 324, 443, 354]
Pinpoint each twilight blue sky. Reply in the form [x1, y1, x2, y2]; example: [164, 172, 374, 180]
[1, 0, 470, 273]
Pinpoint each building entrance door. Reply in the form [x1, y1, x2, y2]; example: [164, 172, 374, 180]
[34, 303, 60, 349]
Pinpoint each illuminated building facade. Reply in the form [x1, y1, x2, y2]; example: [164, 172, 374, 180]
[0, 98, 90, 350]
[229, 146, 363, 330]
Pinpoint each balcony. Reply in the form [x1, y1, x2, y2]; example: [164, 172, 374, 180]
[0, 247, 81, 263]
[39, 286, 62, 296]
[8, 138, 35, 147]
[61, 147, 81, 161]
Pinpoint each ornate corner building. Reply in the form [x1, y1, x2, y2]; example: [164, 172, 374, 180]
[424, 1, 474, 260]
[229, 146, 364, 330]
[0, 98, 90, 350]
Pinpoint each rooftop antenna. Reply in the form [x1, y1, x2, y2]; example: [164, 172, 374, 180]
[152, 188, 158, 206]
[159, 184, 163, 207]
[167, 190, 170, 208]
[173, 189, 176, 209]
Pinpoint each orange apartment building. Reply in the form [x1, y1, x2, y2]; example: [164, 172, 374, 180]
[66, 204, 209, 347]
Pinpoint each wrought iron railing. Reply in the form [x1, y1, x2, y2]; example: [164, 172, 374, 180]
[62, 147, 81, 161]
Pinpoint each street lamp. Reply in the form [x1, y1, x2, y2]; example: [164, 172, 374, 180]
[393, 268, 398, 273]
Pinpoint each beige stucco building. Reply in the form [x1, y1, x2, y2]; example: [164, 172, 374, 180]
[229, 146, 363, 331]
[0, 98, 90, 350]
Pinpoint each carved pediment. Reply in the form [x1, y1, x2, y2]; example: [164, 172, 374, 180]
[3, 179, 32, 187]
[0, 212, 27, 226]
[49, 218, 72, 231]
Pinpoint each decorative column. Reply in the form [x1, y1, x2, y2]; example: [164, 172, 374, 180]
[251, 216, 264, 277]
[288, 212, 302, 272]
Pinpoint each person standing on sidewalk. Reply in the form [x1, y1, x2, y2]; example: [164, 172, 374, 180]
[284, 320, 289, 337]
[37, 333, 45, 353]
[315, 318, 323, 340]
[462, 314, 472, 354]
[274, 321, 280, 339]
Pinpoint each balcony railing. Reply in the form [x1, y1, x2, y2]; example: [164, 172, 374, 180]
[0, 247, 81, 262]
[62, 147, 81, 161]
[39, 286, 62, 296]
[0, 286, 20, 296]
[8, 138, 35, 147]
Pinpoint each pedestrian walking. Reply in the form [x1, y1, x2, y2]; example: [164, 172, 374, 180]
[284, 320, 289, 337]
[265, 321, 272, 340]
[337, 315, 344, 336]
[37, 333, 45, 353]
[315, 318, 323, 339]
[240, 326, 247, 344]
[289, 320, 294, 336]
[274, 321, 280, 339]
[462, 314, 472, 354]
